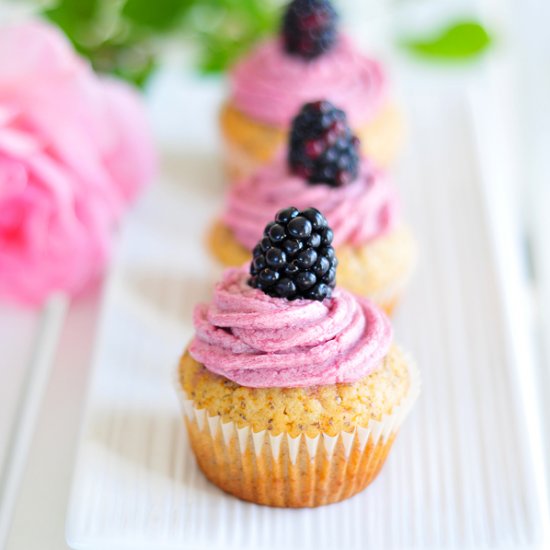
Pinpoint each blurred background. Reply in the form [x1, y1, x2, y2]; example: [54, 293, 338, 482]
[1, 0, 543, 234]
[0, 0, 549, 548]
[0, 0, 504, 81]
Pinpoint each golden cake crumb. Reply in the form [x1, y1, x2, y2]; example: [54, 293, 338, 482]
[179, 345, 411, 437]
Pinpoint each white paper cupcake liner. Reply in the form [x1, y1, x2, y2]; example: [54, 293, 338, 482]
[176, 353, 419, 507]
[176, 354, 420, 464]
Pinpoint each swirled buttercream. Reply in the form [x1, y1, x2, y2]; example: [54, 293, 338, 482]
[189, 268, 392, 388]
[222, 159, 398, 250]
[230, 35, 387, 127]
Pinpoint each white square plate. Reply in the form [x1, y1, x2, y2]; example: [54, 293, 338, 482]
[65, 75, 549, 549]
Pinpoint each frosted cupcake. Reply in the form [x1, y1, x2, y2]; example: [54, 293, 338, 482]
[178, 208, 419, 507]
[220, 0, 403, 182]
[211, 101, 416, 315]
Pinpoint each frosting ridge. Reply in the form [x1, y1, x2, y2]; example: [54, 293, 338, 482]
[230, 35, 387, 127]
[189, 268, 392, 388]
[222, 159, 399, 250]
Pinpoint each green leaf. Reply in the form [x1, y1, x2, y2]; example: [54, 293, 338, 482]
[45, 0, 98, 22]
[401, 20, 492, 61]
[193, 0, 281, 74]
[40, 0, 282, 81]
[122, 0, 194, 31]
[44, 0, 100, 45]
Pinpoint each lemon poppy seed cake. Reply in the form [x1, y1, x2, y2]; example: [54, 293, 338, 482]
[178, 208, 419, 507]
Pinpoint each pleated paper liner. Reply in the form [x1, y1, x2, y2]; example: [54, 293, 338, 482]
[177, 358, 420, 508]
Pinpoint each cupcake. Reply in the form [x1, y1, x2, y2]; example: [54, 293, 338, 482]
[220, 0, 403, 182]
[178, 208, 419, 508]
[211, 101, 416, 315]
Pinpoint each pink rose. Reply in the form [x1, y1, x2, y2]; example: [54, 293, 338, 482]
[0, 20, 156, 306]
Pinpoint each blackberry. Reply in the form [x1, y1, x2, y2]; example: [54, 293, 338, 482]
[282, 0, 338, 60]
[288, 100, 360, 187]
[249, 207, 337, 301]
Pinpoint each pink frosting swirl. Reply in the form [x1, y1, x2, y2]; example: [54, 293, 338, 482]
[222, 158, 399, 250]
[189, 268, 392, 388]
[230, 35, 387, 127]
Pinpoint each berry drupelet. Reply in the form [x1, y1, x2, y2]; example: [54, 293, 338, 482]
[288, 100, 361, 187]
[249, 207, 337, 301]
[282, 0, 338, 60]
